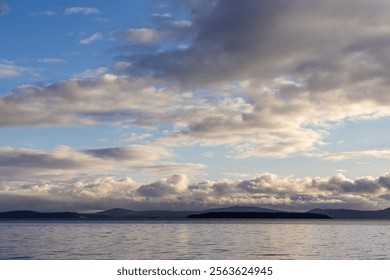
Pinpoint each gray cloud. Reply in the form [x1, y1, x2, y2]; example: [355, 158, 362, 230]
[0, 145, 203, 181]
[106, 0, 390, 157]
[84, 145, 172, 162]
[125, 0, 390, 88]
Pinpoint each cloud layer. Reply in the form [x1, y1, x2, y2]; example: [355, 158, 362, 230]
[3, 0, 390, 159]
[2, 172, 390, 211]
[0, 145, 204, 181]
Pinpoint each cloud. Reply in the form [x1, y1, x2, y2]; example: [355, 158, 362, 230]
[114, 28, 164, 43]
[125, 0, 390, 88]
[0, 145, 202, 181]
[137, 174, 189, 197]
[80, 32, 102, 45]
[0, 75, 189, 127]
[64, 7, 100, 15]
[0, 146, 100, 179]
[111, 0, 390, 158]
[74, 66, 108, 79]
[0, 63, 27, 78]
[4, 0, 390, 160]
[123, 133, 153, 143]
[112, 17, 194, 47]
[31, 10, 57, 17]
[2, 172, 390, 211]
[308, 150, 390, 161]
[84, 145, 172, 162]
[0, 0, 10, 16]
[38, 58, 66, 64]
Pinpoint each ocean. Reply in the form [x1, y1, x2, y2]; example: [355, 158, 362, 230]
[1, 220, 390, 259]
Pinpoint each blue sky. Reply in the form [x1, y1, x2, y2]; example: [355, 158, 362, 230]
[2, 0, 390, 211]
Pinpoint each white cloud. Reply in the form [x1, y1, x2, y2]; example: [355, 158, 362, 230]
[80, 32, 102, 45]
[0, 63, 26, 78]
[116, 28, 162, 43]
[64, 7, 100, 15]
[201, 151, 215, 158]
[152, 13, 172, 19]
[31, 10, 56, 17]
[74, 66, 108, 79]
[173, 20, 192, 27]
[308, 150, 390, 161]
[138, 174, 189, 197]
[38, 58, 66, 64]
[124, 133, 153, 143]
[113, 61, 132, 72]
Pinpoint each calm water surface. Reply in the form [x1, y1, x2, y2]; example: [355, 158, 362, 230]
[1, 220, 389, 259]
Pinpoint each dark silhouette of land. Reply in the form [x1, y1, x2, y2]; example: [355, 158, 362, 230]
[1, 206, 390, 220]
[187, 212, 331, 219]
[0, 211, 86, 220]
[307, 208, 390, 219]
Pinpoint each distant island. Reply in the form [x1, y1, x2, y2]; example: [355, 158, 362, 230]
[187, 212, 331, 219]
[1, 205, 390, 221]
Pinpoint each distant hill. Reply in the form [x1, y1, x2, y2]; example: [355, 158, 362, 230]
[0, 210, 86, 220]
[93, 208, 135, 217]
[307, 208, 390, 219]
[188, 212, 331, 219]
[0, 206, 281, 221]
[2, 206, 390, 220]
[201, 206, 279, 213]
[87, 208, 144, 219]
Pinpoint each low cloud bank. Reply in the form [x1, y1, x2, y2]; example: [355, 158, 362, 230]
[2, 172, 390, 212]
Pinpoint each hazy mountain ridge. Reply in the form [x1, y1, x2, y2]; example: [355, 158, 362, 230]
[188, 212, 330, 219]
[1, 206, 390, 220]
[0, 206, 281, 220]
[307, 208, 390, 219]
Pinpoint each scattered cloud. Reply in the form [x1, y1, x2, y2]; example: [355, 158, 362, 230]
[0, 0, 10, 16]
[73, 66, 108, 79]
[123, 133, 153, 143]
[201, 151, 215, 158]
[309, 150, 390, 161]
[152, 13, 172, 20]
[38, 58, 66, 64]
[173, 20, 192, 27]
[31, 10, 56, 17]
[114, 28, 163, 43]
[0, 63, 27, 78]
[80, 32, 102, 45]
[64, 7, 100, 16]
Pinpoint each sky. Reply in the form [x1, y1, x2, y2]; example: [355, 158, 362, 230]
[1, 0, 390, 211]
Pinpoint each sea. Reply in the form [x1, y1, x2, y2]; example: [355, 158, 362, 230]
[1, 220, 390, 260]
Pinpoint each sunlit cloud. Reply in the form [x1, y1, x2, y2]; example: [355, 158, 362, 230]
[2, 172, 390, 211]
